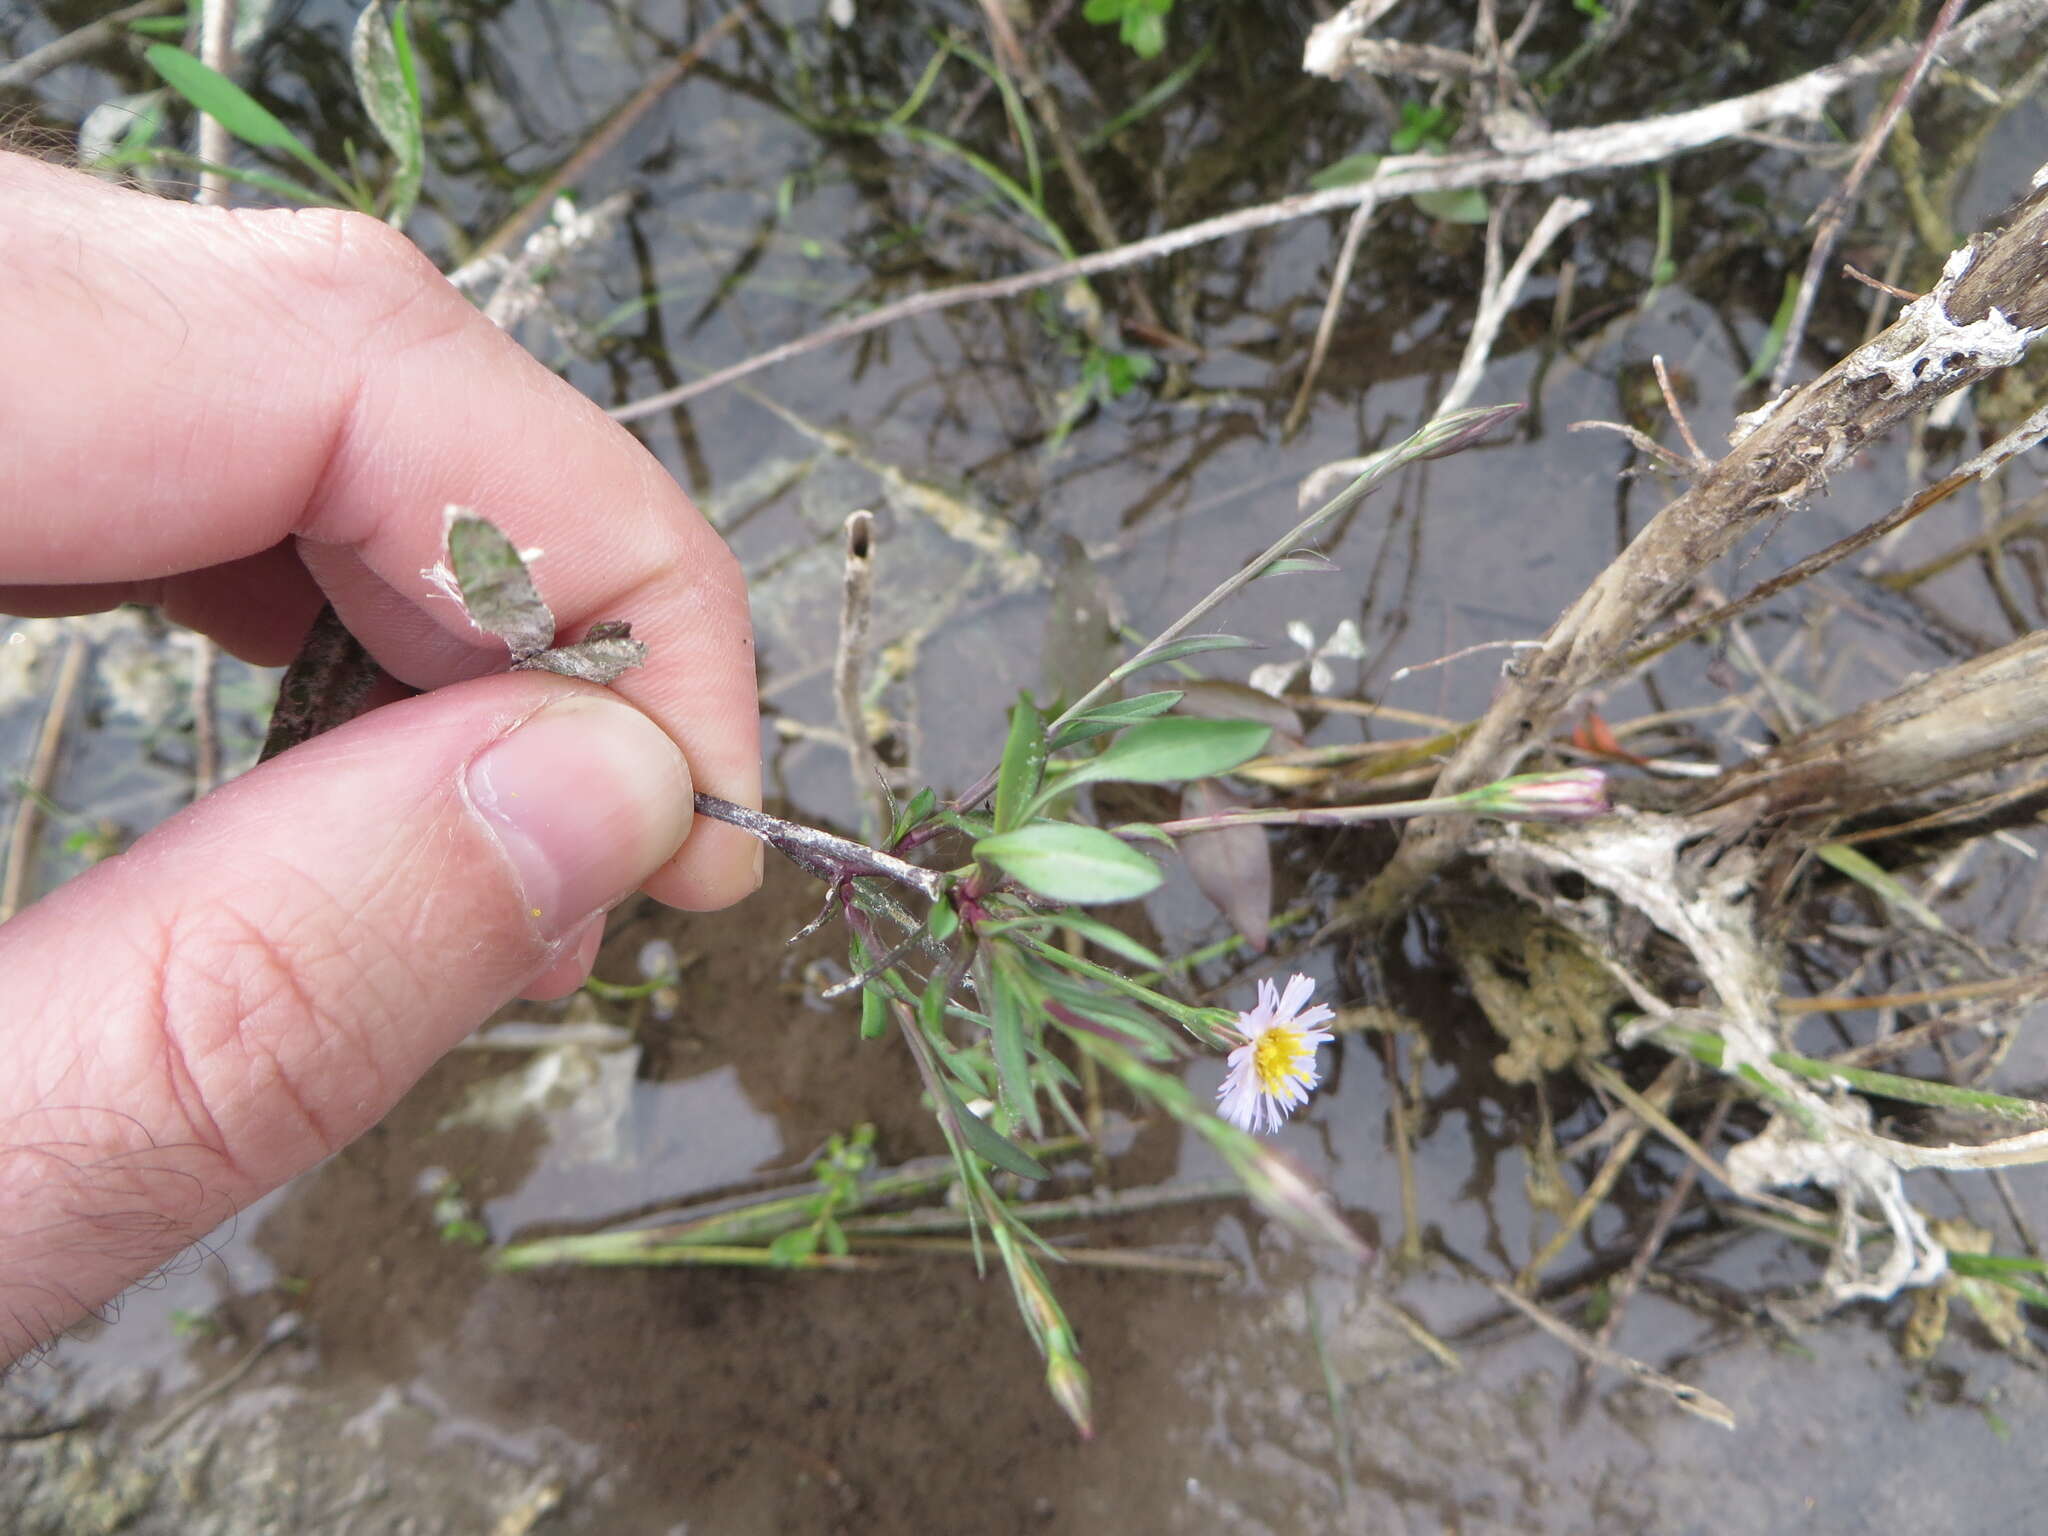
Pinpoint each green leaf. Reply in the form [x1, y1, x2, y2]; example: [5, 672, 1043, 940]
[1391, 101, 1448, 154]
[975, 823, 1163, 904]
[1082, 0, 1122, 19]
[927, 898, 959, 943]
[1740, 270, 1802, 387]
[1036, 973, 1182, 1061]
[1253, 551, 1339, 578]
[350, 0, 424, 228]
[890, 785, 937, 847]
[1108, 633, 1255, 683]
[1113, 821, 1176, 846]
[1309, 152, 1382, 191]
[1046, 690, 1184, 751]
[1028, 717, 1270, 816]
[993, 695, 1048, 834]
[934, 1076, 1050, 1181]
[145, 43, 357, 205]
[1412, 185, 1489, 224]
[859, 982, 889, 1040]
[919, 970, 950, 1037]
[1048, 911, 1164, 970]
[1816, 843, 1951, 936]
[1950, 1252, 2048, 1278]
[1123, 10, 1166, 56]
[936, 810, 996, 840]
[989, 950, 1044, 1139]
[146, 43, 305, 151]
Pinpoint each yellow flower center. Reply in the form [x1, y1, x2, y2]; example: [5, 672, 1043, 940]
[1252, 1027, 1315, 1093]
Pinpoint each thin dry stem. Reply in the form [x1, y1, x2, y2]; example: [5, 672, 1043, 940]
[1449, 1249, 1736, 1428]
[0, 0, 178, 89]
[834, 510, 885, 833]
[1298, 193, 1590, 507]
[462, 6, 749, 271]
[1652, 354, 1708, 467]
[1517, 1059, 1681, 1290]
[1284, 198, 1379, 438]
[1587, 1085, 1737, 1359]
[1767, 0, 1970, 396]
[190, 634, 219, 799]
[195, 0, 235, 203]
[2, 632, 89, 923]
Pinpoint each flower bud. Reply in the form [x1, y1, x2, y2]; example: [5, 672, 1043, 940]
[1459, 767, 1609, 821]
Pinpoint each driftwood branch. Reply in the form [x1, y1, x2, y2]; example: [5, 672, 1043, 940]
[1354, 169, 2048, 925]
[1704, 628, 2048, 820]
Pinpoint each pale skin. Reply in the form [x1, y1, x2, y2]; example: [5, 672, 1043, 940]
[0, 153, 763, 1365]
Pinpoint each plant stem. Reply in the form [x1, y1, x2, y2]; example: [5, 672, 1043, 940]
[691, 792, 944, 900]
[951, 405, 1521, 815]
[1647, 1019, 2048, 1122]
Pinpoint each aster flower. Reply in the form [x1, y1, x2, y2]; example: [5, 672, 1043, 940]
[1216, 974, 1336, 1134]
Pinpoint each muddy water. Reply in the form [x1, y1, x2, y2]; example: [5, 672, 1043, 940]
[6, 2, 2048, 1531]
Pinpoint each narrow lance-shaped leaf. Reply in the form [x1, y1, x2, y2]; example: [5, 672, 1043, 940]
[144, 43, 358, 206]
[933, 1075, 1050, 1181]
[350, 0, 424, 228]
[1107, 633, 1256, 683]
[975, 822, 1163, 904]
[1251, 550, 1340, 579]
[1045, 690, 1184, 751]
[993, 695, 1048, 834]
[1027, 717, 1271, 818]
[1045, 910, 1164, 970]
[988, 948, 1045, 1139]
[890, 785, 938, 847]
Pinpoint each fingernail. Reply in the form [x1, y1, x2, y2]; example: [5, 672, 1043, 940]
[466, 695, 693, 940]
[750, 838, 766, 891]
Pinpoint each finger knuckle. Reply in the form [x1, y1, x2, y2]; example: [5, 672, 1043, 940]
[141, 883, 387, 1186]
[239, 203, 460, 343]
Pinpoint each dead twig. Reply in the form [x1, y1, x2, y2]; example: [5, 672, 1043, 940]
[1283, 198, 1380, 438]
[460, 5, 749, 272]
[1297, 192, 1590, 506]
[190, 633, 219, 799]
[1652, 354, 1708, 467]
[1357, 163, 2048, 925]
[1445, 1248, 1736, 1428]
[1767, 0, 1970, 396]
[972, 0, 1165, 336]
[0, 0, 178, 89]
[834, 510, 885, 835]
[2, 632, 89, 923]
[1518, 1058, 1684, 1290]
[194, 0, 235, 203]
[1585, 1085, 1738, 1378]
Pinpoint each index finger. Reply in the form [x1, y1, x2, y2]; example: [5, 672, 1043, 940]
[0, 153, 760, 909]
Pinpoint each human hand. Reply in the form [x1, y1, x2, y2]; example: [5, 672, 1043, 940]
[0, 152, 760, 1364]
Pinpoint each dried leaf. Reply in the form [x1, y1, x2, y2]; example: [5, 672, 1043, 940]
[1178, 779, 1272, 952]
[516, 624, 649, 684]
[444, 510, 556, 661]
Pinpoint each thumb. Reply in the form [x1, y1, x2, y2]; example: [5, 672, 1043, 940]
[0, 675, 692, 1358]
